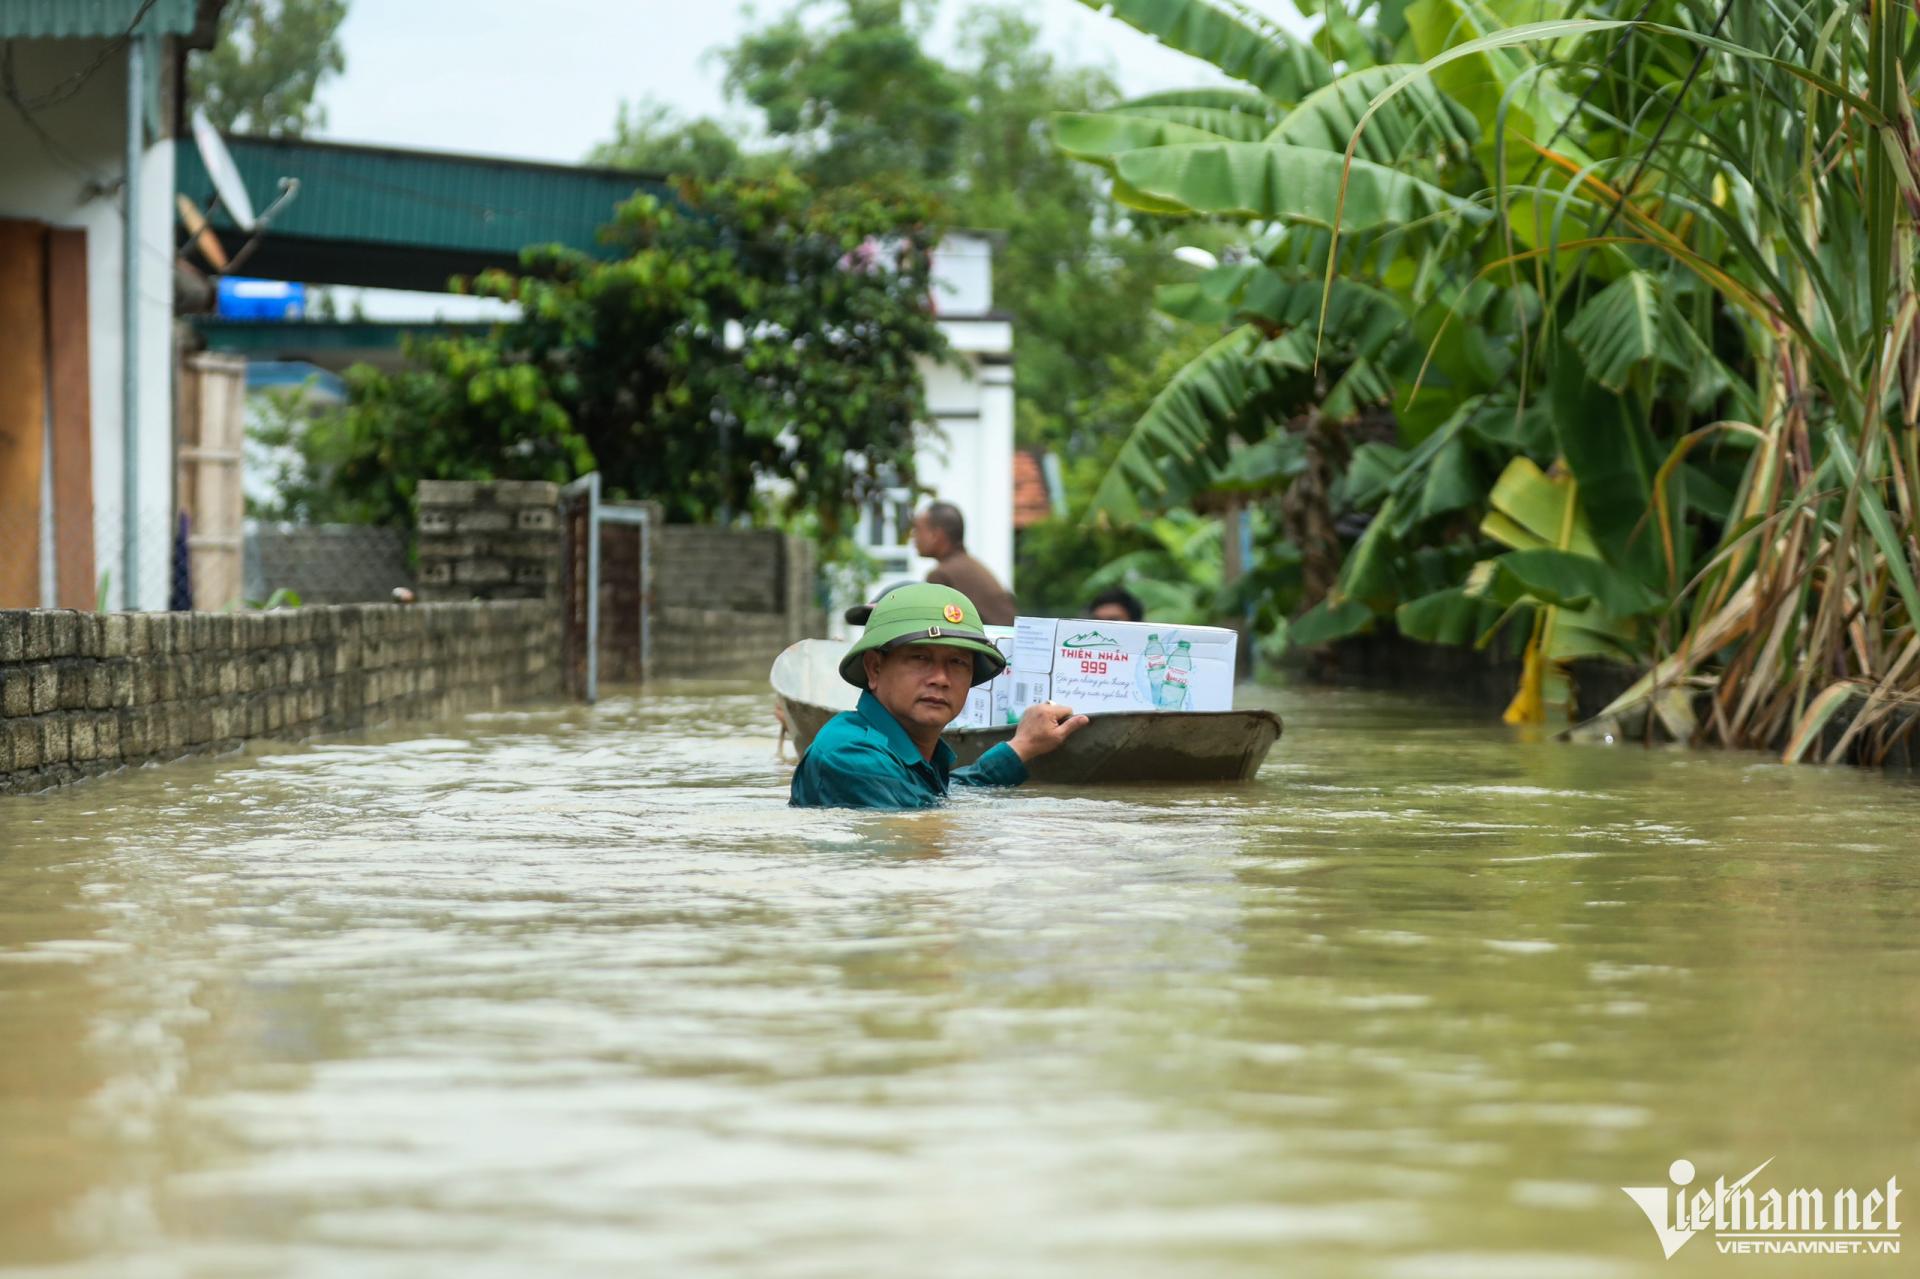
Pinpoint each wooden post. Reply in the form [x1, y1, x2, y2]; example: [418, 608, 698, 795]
[176, 352, 248, 610]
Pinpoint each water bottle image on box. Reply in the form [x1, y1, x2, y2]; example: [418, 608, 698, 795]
[1143, 633, 1167, 702]
[1157, 641, 1193, 710]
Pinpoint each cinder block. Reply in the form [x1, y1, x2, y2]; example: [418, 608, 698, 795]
[415, 479, 477, 507]
[126, 612, 152, 656]
[106, 660, 132, 707]
[455, 560, 511, 584]
[0, 669, 29, 718]
[8, 718, 42, 770]
[136, 660, 163, 707]
[69, 716, 97, 763]
[94, 713, 120, 761]
[86, 663, 111, 710]
[494, 480, 560, 508]
[163, 707, 189, 753]
[74, 614, 103, 658]
[46, 611, 79, 658]
[418, 508, 455, 534]
[419, 562, 453, 585]
[40, 715, 70, 764]
[0, 611, 25, 662]
[455, 510, 511, 534]
[117, 708, 147, 759]
[28, 665, 58, 715]
[24, 613, 52, 660]
[102, 614, 130, 658]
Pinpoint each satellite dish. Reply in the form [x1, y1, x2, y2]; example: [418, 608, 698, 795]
[191, 106, 256, 231]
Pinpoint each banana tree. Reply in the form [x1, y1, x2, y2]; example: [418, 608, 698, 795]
[1067, 0, 1920, 763]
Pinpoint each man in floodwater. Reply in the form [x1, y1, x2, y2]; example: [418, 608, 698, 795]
[791, 584, 1087, 809]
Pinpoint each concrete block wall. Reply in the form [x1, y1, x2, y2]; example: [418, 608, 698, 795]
[416, 480, 563, 602]
[652, 526, 789, 613]
[0, 601, 561, 796]
[649, 530, 824, 679]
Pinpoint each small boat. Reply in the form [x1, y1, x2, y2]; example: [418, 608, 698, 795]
[771, 639, 1282, 784]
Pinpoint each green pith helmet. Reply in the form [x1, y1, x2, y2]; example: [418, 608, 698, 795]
[839, 583, 1007, 690]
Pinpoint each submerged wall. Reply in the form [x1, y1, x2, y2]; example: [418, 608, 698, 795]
[0, 601, 561, 796]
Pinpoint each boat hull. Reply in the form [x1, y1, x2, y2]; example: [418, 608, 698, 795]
[772, 640, 1282, 785]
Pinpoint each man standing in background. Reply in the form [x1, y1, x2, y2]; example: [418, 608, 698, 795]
[912, 501, 1016, 625]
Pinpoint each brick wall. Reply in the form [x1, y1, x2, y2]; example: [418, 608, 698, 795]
[0, 601, 561, 796]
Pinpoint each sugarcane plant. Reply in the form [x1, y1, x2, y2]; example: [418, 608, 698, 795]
[1064, 0, 1920, 767]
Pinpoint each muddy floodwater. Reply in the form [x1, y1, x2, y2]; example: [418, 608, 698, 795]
[2, 681, 1917, 1278]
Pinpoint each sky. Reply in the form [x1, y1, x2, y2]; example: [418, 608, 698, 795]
[317, 0, 1315, 165]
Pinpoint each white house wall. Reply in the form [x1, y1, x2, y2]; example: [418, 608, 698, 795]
[0, 38, 175, 609]
[911, 353, 1014, 590]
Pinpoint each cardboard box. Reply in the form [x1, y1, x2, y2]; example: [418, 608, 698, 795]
[1018, 617, 1236, 714]
[1007, 670, 1052, 719]
[951, 629, 1017, 729]
[954, 686, 995, 729]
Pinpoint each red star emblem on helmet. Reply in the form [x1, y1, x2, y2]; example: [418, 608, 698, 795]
[944, 604, 965, 624]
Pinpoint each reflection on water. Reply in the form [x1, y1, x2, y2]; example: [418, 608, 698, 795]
[2, 681, 1917, 1277]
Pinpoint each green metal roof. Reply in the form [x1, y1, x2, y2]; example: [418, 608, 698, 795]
[0, 0, 203, 37]
[177, 134, 672, 292]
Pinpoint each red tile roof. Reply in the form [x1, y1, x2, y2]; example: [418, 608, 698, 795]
[1013, 450, 1051, 529]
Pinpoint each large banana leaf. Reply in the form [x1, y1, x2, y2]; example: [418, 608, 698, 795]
[1479, 456, 1600, 558]
[1562, 271, 1693, 391]
[1471, 549, 1664, 617]
[1076, 0, 1333, 106]
[1269, 63, 1478, 163]
[1121, 104, 1276, 142]
[1116, 86, 1283, 125]
[1397, 586, 1504, 646]
[1114, 142, 1487, 228]
[1053, 112, 1241, 163]
[1548, 333, 1664, 579]
[1401, 0, 1593, 163]
[1087, 325, 1313, 523]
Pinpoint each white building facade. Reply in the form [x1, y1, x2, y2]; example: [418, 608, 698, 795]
[845, 231, 1014, 627]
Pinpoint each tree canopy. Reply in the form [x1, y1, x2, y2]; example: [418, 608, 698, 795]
[188, 0, 347, 136]
[268, 176, 947, 535]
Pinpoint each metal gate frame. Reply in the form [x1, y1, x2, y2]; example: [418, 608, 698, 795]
[560, 472, 651, 703]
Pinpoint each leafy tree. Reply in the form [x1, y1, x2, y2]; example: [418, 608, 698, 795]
[587, 99, 746, 182]
[722, 0, 969, 193]
[1068, 0, 1920, 764]
[286, 175, 947, 534]
[188, 0, 347, 136]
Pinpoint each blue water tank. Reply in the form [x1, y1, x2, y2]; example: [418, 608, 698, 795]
[216, 277, 306, 320]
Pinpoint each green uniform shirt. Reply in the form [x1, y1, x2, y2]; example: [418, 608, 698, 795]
[790, 691, 1029, 809]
